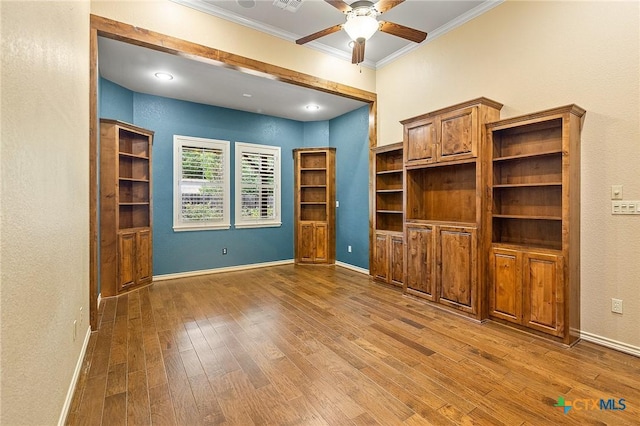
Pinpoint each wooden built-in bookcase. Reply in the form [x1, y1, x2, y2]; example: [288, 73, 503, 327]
[372, 143, 404, 286]
[100, 119, 154, 297]
[401, 98, 502, 319]
[294, 148, 336, 264]
[486, 105, 584, 345]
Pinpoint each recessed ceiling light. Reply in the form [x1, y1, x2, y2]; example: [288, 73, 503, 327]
[237, 0, 256, 8]
[242, 93, 253, 98]
[154, 72, 173, 81]
[305, 104, 320, 111]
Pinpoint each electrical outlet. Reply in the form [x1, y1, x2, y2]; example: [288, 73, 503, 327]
[222, 248, 228, 255]
[611, 298, 623, 314]
[348, 245, 352, 253]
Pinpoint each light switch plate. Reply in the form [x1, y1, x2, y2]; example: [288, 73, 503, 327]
[611, 185, 623, 200]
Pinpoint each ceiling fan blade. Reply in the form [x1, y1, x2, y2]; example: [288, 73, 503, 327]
[296, 24, 343, 45]
[375, 0, 405, 14]
[379, 21, 427, 43]
[351, 39, 365, 64]
[324, 0, 352, 13]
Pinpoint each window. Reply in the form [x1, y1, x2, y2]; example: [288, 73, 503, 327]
[173, 135, 230, 231]
[235, 142, 281, 228]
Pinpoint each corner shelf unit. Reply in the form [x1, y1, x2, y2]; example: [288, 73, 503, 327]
[486, 105, 585, 345]
[372, 143, 404, 286]
[293, 147, 336, 264]
[100, 119, 154, 297]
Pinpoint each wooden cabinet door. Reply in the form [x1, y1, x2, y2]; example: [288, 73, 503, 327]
[405, 117, 436, 164]
[489, 247, 522, 323]
[373, 233, 389, 282]
[437, 226, 477, 314]
[137, 229, 152, 284]
[438, 106, 478, 162]
[298, 223, 316, 262]
[523, 252, 564, 337]
[405, 225, 435, 300]
[389, 235, 404, 286]
[117, 231, 137, 292]
[314, 222, 328, 263]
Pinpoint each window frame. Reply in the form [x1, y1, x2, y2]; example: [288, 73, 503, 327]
[234, 142, 282, 229]
[173, 135, 230, 232]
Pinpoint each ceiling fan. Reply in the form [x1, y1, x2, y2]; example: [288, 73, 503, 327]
[295, 0, 428, 64]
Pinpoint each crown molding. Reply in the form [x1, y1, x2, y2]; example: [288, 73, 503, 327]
[171, 0, 377, 68]
[172, 0, 503, 70]
[376, 0, 504, 68]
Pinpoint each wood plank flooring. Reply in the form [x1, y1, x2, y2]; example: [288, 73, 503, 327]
[67, 265, 640, 425]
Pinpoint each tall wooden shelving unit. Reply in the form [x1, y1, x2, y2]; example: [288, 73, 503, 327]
[100, 119, 154, 297]
[293, 148, 336, 264]
[486, 105, 584, 345]
[372, 143, 404, 286]
[401, 98, 502, 320]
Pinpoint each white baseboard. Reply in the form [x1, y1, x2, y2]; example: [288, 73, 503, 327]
[335, 261, 370, 275]
[580, 330, 640, 358]
[58, 325, 92, 426]
[153, 259, 295, 281]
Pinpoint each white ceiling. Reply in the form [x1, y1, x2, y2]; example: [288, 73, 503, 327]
[98, 37, 367, 122]
[98, 0, 501, 122]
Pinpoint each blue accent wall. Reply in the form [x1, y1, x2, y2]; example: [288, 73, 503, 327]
[99, 77, 133, 123]
[303, 121, 330, 147]
[99, 78, 370, 275]
[133, 93, 302, 275]
[330, 105, 370, 269]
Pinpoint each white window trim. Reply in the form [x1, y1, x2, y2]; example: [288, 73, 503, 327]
[234, 142, 282, 229]
[173, 135, 230, 232]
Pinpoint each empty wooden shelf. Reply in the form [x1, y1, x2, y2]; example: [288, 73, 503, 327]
[294, 148, 336, 264]
[100, 119, 154, 296]
[487, 105, 585, 345]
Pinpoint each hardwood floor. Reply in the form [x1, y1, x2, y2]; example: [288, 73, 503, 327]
[67, 265, 640, 425]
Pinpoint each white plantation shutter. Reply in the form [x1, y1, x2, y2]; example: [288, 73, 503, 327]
[235, 142, 281, 228]
[174, 136, 230, 231]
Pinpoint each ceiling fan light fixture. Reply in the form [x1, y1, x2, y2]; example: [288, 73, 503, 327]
[343, 14, 379, 41]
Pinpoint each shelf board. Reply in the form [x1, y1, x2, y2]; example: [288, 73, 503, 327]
[406, 219, 477, 227]
[119, 177, 149, 182]
[406, 157, 476, 171]
[119, 202, 150, 206]
[300, 185, 327, 188]
[493, 149, 562, 162]
[119, 152, 149, 160]
[493, 214, 562, 221]
[493, 182, 562, 188]
[376, 169, 402, 175]
[377, 210, 403, 214]
[300, 167, 327, 171]
[492, 242, 562, 253]
[376, 189, 403, 193]
[301, 202, 327, 205]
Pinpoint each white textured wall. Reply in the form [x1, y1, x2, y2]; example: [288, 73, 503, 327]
[90, 0, 377, 93]
[377, 1, 640, 348]
[0, 1, 90, 424]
